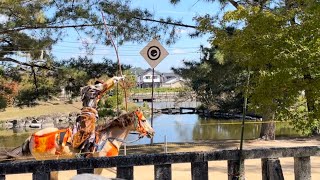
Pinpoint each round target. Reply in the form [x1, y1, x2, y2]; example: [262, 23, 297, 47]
[147, 46, 161, 60]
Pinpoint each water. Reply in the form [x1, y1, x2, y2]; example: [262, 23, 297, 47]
[0, 113, 302, 148]
[125, 114, 301, 145]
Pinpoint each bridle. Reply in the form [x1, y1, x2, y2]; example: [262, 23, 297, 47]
[106, 110, 149, 144]
[133, 110, 148, 136]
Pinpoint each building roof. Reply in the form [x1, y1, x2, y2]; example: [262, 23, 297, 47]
[138, 68, 162, 76]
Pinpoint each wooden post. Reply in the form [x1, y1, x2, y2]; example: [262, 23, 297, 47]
[32, 171, 50, 180]
[228, 159, 245, 180]
[261, 158, 284, 180]
[117, 166, 134, 180]
[77, 168, 94, 174]
[191, 162, 208, 180]
[294, 157, 311, 180]
[155, 164, 172, 180]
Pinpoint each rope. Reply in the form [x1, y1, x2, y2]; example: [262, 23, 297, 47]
[107, 136, 143, 144]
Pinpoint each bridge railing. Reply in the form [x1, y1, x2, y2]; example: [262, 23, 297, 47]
[0, 146, 319, 180]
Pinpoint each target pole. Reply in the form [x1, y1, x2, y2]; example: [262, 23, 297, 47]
[150, 68, 155, 145]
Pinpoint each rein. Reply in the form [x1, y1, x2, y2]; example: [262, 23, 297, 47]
[107, 136, 143, 144]
[99, 112, 144, 146]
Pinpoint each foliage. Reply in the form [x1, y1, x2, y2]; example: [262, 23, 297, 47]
[188, 0, 320, 134]
[15, 88, 38, 107]
[0, 95, 7, 111]
[0, 70, 19, 107]
[1, 0, 182, 67]
[172, 46, 245, 112]
[1, 0, 186, 106]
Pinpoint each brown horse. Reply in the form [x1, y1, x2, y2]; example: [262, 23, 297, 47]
[20, 108, 154, 179]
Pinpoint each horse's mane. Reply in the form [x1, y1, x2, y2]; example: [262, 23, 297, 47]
[96, 111, 136, 133]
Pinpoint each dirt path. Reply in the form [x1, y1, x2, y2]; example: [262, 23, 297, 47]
[5, 137, 320, 180]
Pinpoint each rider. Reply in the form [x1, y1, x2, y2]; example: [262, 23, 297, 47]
[71, 76, 124, 154]
[80, 76, 125, 109]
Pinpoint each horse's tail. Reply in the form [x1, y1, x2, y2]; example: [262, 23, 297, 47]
[0, 136, 32, 162]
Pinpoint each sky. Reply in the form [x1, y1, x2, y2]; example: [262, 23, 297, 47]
[51, 0, 223, 73]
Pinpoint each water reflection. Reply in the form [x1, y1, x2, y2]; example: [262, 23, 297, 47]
[0, 114, 302, 148]
[126, 114, 302, 145]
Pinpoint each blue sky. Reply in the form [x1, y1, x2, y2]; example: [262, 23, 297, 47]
[52, 0, 223, 73]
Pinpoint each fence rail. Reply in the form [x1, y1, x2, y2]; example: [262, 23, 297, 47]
[0, 146, 319, 180]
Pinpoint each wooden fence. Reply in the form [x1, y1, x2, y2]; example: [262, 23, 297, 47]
[0, 146, 319, 180]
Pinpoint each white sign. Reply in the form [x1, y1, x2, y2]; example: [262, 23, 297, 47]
[140, 39, 169, 69]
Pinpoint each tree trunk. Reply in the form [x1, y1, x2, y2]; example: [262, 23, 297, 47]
[304, 74, 319, 135]
[260, 122, 275, 140]
[259, 108, 275, 140]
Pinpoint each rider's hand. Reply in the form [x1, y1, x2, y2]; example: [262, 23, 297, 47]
[113, 76, 125, 83]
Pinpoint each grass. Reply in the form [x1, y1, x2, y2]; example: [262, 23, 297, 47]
[0, 101, 82, 121]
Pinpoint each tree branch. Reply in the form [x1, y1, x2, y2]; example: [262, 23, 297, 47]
[0, 23, 105, 34]
[229, 0, 239, 8]
[1, 17, 197, 34]
[132, 17, 198, 28]
[0, 58, 54, 70]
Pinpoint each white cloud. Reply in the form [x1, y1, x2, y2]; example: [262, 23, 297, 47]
[0, 14, 8, 24]
[172, 49, 187, 54]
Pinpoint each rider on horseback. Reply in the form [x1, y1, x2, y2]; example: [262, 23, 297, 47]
[71, 76, 124, 156]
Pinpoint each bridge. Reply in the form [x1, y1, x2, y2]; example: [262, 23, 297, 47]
[130, 92, 197, 102]
[0, 146, 317, 180]
[130, 92, 181, 102]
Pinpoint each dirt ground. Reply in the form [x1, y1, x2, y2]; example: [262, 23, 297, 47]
[5, 137, 320, 180]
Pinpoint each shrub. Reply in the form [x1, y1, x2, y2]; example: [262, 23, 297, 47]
[0, 95, 7, 111]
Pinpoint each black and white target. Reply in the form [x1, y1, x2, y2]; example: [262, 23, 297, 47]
[147, 46, 161, 60]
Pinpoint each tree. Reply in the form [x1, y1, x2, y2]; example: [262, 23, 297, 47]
[55, 56, 131, 98]
[172, 46, 245, 113]
[1, 0, 186, 68]
[1, 0, 192, 104]
[167, 0, 320, 138]
[184, 0, 320, 137]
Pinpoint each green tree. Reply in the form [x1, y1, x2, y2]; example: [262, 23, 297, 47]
[184, 0, 320, 137]
[172, 46, 245, 113]
[167, 0, 320, 138]
[1, 0, 189, 104]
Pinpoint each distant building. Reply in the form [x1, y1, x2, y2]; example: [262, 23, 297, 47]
[162, 77, 185, 88]
[137, 68, 162, 88]
[136, 68, 185, 88]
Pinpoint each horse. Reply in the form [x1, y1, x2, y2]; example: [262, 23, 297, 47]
[17, 108, 155, 179]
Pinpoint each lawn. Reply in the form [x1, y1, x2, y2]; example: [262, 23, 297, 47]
[0, 101, 82, 121]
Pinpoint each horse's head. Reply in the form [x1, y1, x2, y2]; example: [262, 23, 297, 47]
[134, 109, 155, 138]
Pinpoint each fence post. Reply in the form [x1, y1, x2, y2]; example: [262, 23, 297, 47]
[294, 157, 311, 180]
[228, 159, 245, 180]
[191, 162, 208, 180]
[261, 158, 284, 180]
[77, 168, 94, 174]
[117, 166, 134, 180]
[32, 171, 50, 180]
[155, 164, 172, 180]
[164, 135, 168, 153]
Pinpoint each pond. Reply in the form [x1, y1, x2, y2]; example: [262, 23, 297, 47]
[0, 113, 302, 148]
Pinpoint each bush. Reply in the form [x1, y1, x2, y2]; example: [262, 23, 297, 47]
[98, 108, 115, 118]
[15, 89, 37, 107]
[0, 95, 7, 111]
